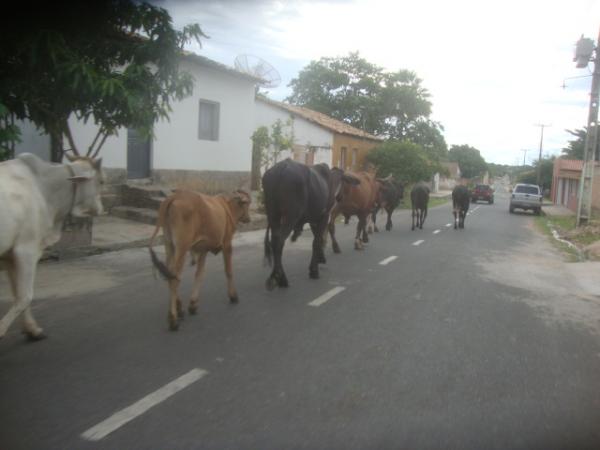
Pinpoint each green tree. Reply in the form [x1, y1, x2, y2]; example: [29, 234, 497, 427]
[0, 103, 20, 161]
[286, 52, 443, 155]
[366, 140, 435, 183]
[561, 128, 586, 160]
[517, 157, 554, 192]
[448, 144, 488, 179]
[0, 1, 206, 162]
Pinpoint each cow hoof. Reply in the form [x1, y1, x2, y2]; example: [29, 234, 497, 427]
[188, 305, 197, 315]
[385, 225, 391, 231]
[363, 235, 369, 243]
[24, 331, 47, 342]
[266, 277, 277, 291]
[309, 270, 320, 279]
[229, 295, 239, 304]
[169, 320, 179, 331]
[318, 256, 327, 264]
[354, 241, 363, 250]
[332, 244, 341, 254]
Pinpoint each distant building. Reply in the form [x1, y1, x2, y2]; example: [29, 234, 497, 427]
[551, 159, 600, 212]
[433, 162, 461, 192]
[255, 97, 383, 171]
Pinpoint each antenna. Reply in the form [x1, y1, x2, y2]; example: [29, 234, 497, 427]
[234, 54, 281, 88]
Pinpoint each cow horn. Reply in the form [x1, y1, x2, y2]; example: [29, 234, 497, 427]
[64, 153, 77, 163]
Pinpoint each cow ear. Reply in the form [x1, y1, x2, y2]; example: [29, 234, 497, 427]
[342, 174, 361, 185]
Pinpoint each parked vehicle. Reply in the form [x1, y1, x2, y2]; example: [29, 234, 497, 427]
[509, 183, 542, 215]
[471, 184, 494, 204]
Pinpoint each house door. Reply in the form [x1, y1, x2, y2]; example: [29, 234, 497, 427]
[127, 128, 151, 179]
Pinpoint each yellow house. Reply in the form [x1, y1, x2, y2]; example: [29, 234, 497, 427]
[256, 97, 383, 171]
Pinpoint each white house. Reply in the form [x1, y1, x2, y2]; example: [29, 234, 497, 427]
[255, 97, 382, 171]
[15, 53, 260, 193]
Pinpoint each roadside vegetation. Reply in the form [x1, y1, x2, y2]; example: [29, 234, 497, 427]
[535, 215, 600, 261]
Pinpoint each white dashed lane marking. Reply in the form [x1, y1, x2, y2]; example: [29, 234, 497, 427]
[412, 240, 425, 246]
[81, 368, 208, 442]
[379, 256, 398, 265]
[308, 286, 346, 307]
[433, 229, 441, 234]
[445, 223, 452, 227]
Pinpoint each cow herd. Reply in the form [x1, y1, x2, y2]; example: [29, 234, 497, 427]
[0, 154, 472, 338]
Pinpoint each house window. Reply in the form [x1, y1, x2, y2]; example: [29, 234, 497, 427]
[340, 147, 347, 169]
[198, 99, 220, 141]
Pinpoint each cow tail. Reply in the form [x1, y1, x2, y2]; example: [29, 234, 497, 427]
[264, 225, 272, 267]
[149, 199, 178, 281]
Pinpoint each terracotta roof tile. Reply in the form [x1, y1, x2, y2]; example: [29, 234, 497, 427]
[257, 97, 382, 141]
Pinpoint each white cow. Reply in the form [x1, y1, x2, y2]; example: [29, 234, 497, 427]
[0, 153, 104, 340]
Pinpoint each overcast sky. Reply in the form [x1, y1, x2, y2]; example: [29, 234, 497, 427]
[154, 0, 599, 165]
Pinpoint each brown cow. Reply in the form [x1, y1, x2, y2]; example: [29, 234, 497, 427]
[328, 171, 380, 252]
[149, 189, 251, 331]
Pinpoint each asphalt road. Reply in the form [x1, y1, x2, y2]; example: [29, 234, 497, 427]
[1, 193, 600, 450]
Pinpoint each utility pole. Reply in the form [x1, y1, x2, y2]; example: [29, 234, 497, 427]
[521, 149, 529, 165]
[535, 124, 551, 187]
[575, 28, 600, 227]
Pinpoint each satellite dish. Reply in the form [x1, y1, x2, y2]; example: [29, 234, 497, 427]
[234, 54, 281, 88]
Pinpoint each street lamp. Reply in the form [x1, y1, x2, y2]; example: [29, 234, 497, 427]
[575, 30, 600, 227]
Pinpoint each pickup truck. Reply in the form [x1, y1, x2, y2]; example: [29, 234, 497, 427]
[509, 183, 542, 215]
[471, 184, 494, 204]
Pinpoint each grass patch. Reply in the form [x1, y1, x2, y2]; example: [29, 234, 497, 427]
[535, 214, 600, 261]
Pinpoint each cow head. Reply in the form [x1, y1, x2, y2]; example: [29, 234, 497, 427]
[65, 154, 105, 217]
[376, 175, 404, 207]
[229, 189, 251, 224]
[330, 167, 361, 203]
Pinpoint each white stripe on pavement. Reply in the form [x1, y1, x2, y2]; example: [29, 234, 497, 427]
[308, 286, 346, 307]
[433, 229, 441, 234]
[412, 240, 425, 246]
[445, 223, 452, 227]
[81, 368, 208, 442]
[379, 256, 398, 265]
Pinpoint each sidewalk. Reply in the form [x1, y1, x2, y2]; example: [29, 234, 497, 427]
[542, 204, 575, 218]
[52, 211, 268, 260]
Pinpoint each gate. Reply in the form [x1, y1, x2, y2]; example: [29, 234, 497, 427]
[127, 128, 151, 179]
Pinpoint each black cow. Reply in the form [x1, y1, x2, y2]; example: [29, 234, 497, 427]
[411, 183, 430, 230]
[262, 159, 358, 290]
[452, 185, 470, 229]
[371, 177, 404, 232]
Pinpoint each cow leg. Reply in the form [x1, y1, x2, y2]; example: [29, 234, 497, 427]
[167, 247, 187, 331]
[188, 251, 207, 314]
[385, 207, 393, 231]
[420, 209, 427, 229]
[362, 215, 371, 243]
[222, 245, 239, 303]
[354, 215, 365, 250]
[266, 225, 291, 290]
[329, 209, 342, 254]
[163, 237, 183, 320]
[0, 247, 44, 340]
[411, 209, 416, 231]
[453, 209, 458, 229]
[309, 220, 327, 278]
[368, 208, 376, 234]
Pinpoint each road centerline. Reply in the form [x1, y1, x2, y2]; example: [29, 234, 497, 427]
[433, 229, 441, 234]
[308, 286, 346, 307]
[379, 256, 398, 265]
[412, 240, 425, 246]
[81, 368, 208, 442]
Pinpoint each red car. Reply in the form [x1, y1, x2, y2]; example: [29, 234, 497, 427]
[471, 184, 494, 204]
